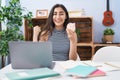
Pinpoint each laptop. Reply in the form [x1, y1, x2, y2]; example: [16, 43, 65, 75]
[8, 41, 53, 69]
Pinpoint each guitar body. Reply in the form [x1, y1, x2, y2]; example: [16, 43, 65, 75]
[102, 11, 114, 26]
[102, 0, 114, 26]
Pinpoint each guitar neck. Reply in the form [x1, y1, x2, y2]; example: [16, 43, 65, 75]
[107, 0, 110, 11]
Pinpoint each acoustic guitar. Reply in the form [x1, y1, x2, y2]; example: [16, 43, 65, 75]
[102, 0, 114, 26]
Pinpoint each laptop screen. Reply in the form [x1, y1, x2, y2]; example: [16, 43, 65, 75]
[8, 41, 53, 69]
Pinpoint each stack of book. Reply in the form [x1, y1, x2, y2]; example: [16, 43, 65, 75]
[65, 65, 106, 78]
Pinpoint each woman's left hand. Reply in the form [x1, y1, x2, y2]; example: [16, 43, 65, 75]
[66, 23, 77, 60]
[66, 23, 77, 42]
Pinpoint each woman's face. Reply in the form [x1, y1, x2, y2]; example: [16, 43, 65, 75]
[53, 7, 66, 28]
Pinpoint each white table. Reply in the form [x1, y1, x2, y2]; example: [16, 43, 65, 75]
[0, 61, 120, 80]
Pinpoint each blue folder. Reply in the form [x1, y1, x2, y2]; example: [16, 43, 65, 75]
[65, 65, 97, 77]
[5, 68, 60, 80]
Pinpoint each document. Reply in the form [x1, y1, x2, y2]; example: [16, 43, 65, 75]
[58, 60, 84, 70]
[104, 62, 120, 69]
[82, 60, 103, 67]
[98, 62, 120, 72]
[82, 61, 120, 72]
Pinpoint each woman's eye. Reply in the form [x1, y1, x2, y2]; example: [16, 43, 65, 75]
[53, 13, 64, 16]
[53, 13, 57, 15]
[60, 13, 64, 15]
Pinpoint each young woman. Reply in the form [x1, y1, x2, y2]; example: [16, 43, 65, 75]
[33, 4, 78, 61]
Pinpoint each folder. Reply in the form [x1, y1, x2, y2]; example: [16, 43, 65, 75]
[5, 68, 60, 80]
[65, 65, 97, 77]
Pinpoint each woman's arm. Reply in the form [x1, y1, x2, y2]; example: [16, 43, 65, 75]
[33, 26, 41, 42]
[66, 29, 77, 60]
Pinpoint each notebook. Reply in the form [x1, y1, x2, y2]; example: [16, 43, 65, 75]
[88, 69, 106, 77]
[8, 41, 53, 69]
[72, 69, 106, 78]
[5, 68, 60, 80]
[65, 65, 97, 77]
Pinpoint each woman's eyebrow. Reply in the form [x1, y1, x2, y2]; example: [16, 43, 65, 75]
[59, 11, 64, 13]
[54, 10, 64, 13]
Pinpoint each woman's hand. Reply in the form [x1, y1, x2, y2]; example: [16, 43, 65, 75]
[67, 23, 75, 32]
[66, 23, 77, 60]
[33, 26, 41, 35]
[66, 23, 77, 42]
[33, 26, 41, 42]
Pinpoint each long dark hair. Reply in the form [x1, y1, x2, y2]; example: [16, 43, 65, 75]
[38, 4, 69, 39]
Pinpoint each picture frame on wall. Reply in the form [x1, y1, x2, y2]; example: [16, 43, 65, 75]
[36, 10, 48, 18]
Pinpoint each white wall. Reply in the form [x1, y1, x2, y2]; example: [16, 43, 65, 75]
[20, 0, 120, 43]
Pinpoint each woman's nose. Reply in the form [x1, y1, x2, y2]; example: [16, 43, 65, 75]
[56, 14, 60, 18]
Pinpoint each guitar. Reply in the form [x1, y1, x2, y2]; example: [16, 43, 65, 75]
[102, 0, 114, 26]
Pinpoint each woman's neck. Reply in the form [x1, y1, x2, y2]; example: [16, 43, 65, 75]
[55, 26, 64, 30]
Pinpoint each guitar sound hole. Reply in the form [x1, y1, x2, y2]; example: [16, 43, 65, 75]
[107, 14, 110, 17]
[107, 21, 110, 24]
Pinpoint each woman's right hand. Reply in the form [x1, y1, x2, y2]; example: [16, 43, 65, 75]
[33, 26, 41, 42]
[33, 26, 41, 34]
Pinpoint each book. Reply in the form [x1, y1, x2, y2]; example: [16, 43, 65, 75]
[65, 65, 97, 77]
[88, 69, 106, 77]
[5, 68, 60, 80]
[73, 69, 106, 78]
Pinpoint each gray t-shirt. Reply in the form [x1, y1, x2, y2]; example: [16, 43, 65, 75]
[48, 28, 70, 61]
